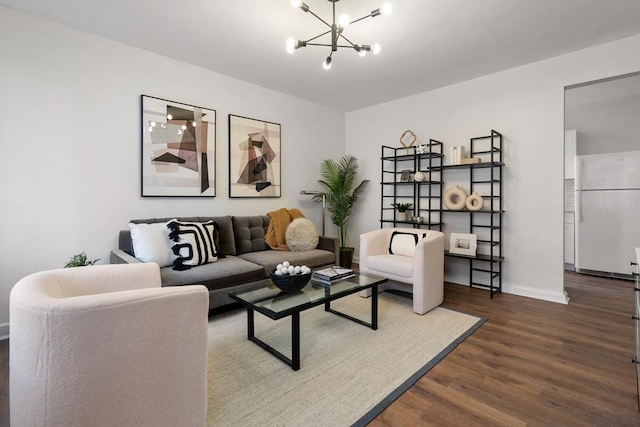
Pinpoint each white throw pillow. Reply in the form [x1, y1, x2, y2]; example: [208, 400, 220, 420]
[388, 231, 427, 257]
[285, 218, 319, 252]
[129, 220, 176, 267]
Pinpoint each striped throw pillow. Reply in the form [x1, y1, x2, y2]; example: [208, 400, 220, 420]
[167, 220, 219, 270]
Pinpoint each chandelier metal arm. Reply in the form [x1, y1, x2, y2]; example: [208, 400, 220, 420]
[307, 9, 332, 29]
[346, 13, 377, 27]
[307, 43, 358, 49]
[337, 33, 356, 48]
[305, 29, 332, 44]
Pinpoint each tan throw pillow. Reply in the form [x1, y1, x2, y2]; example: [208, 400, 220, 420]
[285, 218, 319, 252]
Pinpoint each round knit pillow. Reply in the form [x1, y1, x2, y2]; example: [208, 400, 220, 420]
[285, 218, 319, 252]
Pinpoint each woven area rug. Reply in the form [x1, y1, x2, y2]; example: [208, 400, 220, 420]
[206, 291, 485, 426]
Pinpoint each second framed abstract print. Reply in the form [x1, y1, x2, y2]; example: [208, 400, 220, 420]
[228, 114, 281, 198]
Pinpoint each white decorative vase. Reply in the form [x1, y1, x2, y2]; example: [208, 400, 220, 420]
[465, 191, 484, 211]
[414, 171, 425, 182]
[397, 212, 408, 222]
[443, 185, 468, 210]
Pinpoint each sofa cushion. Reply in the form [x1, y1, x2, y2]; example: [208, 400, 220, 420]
[232, 216, 269, 255]
[128, 220, 176, 267]
[389, 231, 427, 257]
[239, 249, 335, 276]
[168, 220, 219, 270]
[365, 254, 414, 278]
[160, 256, 264, 291]
[285, 218, 319, 252]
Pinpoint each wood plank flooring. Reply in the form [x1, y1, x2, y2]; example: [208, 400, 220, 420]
[372, 272, 640, 426]
[1, 271, 638, 426]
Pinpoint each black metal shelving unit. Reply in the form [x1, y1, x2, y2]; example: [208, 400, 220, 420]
[380, 140, 444, 229]
[379, 130, 504, 298]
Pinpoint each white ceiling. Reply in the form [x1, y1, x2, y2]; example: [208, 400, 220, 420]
[2, 0, 639, 111]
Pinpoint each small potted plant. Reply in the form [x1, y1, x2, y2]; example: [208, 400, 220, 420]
[64, 252, 100, 268]
[391, 203, 413, 222]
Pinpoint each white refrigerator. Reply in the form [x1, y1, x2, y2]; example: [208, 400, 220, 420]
[574, 151, 640, 277]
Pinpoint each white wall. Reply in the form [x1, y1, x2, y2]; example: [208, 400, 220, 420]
[346, 35, 640, 304]
[566, 95, 640, 155]
[0, 7, 345, 329]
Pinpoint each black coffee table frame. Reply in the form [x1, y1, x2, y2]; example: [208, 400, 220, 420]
[229, 273, 387, 371]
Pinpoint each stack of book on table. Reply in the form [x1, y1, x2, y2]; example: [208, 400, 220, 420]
[311, 266, 355, 285]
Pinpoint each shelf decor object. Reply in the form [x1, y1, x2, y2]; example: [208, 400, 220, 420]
[443, 185, 468, 210]
[228, 115, 281, 198]
[400, 130, 417, 147]
[465, 192, 484, 211]
[379, 130, 504, 298]
[449, 233, 477, 256]
[141, 95, 216, 197]
[286, 0, 392, 70]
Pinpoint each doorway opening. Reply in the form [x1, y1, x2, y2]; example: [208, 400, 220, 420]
[563, 72, 640, 283]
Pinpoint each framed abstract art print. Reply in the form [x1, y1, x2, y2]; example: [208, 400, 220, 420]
[228, 114, 281, 198]
[141, 95, 216, 197]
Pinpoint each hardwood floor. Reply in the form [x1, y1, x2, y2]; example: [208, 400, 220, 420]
[373, 272, 640, 426]
[1, 271, 638, 426]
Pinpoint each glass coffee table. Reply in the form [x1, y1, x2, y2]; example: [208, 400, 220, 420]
[229, 272, 388, 371]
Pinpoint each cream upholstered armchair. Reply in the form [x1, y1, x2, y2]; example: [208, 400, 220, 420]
[10, 263, 209, 427]
[359, 228, 445, 315]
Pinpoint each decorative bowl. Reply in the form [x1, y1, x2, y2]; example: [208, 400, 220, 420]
[270, 268, 312, 292]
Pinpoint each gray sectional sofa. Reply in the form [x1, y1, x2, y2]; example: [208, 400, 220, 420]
[110, 215, 339, 310]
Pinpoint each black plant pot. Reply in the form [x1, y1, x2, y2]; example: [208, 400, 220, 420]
[339, 247, 354, 269]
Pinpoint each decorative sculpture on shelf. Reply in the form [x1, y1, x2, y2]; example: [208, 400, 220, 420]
[400, 130, 416, 147]
[443, 185, 468, 210]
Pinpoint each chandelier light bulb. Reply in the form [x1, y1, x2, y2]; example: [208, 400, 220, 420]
[338, 14, 350, 28]
[372, 43, 381, 54]
[381, 3, 392, 15]
[323, 57, 332, 70]
[286, 37, 295, 54]
[358, 49, 367, 57]
[290, 0, 302, 8]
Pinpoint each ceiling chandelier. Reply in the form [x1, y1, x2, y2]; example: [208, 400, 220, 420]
[287, 0, 392, 70]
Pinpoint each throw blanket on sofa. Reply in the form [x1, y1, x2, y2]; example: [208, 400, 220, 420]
[266, 208, 304, 251]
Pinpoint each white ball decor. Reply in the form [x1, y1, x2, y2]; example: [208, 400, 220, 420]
[443, 185, 468, 210]
[270, 260, 313, 292]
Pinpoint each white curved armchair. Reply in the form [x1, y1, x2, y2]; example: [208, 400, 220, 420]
[359, 228, 445, 315]
[10, 263, 209, 427]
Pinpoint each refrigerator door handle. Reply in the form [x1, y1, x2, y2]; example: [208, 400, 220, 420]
[576, 191, 582, 223]
[576, 157, 582, 191]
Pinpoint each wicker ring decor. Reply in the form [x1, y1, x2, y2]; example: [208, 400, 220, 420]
[400, 130, 417, 147]
[465, 192, 484, 211]
[443, 185, 468, 210]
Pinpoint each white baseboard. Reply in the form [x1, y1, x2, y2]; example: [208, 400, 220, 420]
[502, 283, 569, 304]
[445, 275, 569, 305]
[0, 322, 9, 340]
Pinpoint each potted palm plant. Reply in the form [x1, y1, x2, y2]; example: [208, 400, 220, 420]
[391, 202, 413, 222]
[313, 155, 369, 268]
